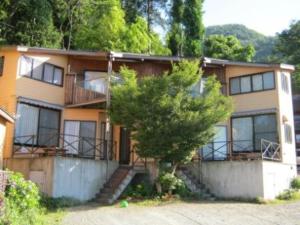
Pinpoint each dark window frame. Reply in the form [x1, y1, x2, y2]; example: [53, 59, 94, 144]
[19, 55, 64, 87]
[0, 56, 4, 76]
[14, 102, 61, 147]
[229, 71, 276, 95]
[230, 113, 278, 153]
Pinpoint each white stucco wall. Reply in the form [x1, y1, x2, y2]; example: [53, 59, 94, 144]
[189, 160, 297, 200]
[262, 161, 297, 199]
[52, 158, 118, 201]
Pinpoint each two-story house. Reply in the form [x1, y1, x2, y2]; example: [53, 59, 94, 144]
[0, 46, 297, 201]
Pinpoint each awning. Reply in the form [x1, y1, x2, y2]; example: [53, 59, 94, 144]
[17, 97, 64, 110]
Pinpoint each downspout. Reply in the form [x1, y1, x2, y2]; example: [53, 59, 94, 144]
[105, 52, 113, 182]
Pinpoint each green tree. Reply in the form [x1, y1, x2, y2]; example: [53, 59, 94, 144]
[167, 0, 184, 56]
[182, 0, 205, 57]
[0, 0, 61, 48]
[49, 0, 90, 49]
[275, 20, 300, 92]
[109, 60, 232, 174]
[74, 0, 126, 51]
[204, 35, 255, 62]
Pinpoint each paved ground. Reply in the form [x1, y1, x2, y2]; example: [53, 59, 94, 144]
[62, 201, 300, 225]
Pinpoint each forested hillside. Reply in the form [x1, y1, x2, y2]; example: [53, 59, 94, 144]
[206, 24, 276, 62]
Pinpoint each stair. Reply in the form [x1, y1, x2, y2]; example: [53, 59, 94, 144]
[176, 167, 216, 201]
[95, 165, 147, 205]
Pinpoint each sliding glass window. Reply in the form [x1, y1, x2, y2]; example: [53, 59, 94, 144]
[230, 72, 275, 95]
[232, 114, 277, 152]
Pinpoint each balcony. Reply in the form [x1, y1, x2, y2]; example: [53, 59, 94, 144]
[65, 74, 107, 107]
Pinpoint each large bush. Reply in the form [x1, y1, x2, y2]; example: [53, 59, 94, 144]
[291, 177, 300, 190]
[0, 172, 43, 225]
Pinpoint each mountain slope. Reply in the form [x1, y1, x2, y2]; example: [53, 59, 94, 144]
[206, 24, 276, 62]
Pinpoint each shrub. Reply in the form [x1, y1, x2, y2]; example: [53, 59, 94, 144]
[123, 181, 155, 199]
[291, 177, 300, 190]
[277, 189, 300, 201]
[0, 171, 44, 225]
[158, 172, 185, 194]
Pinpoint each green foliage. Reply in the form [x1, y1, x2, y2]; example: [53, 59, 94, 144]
[1, 172, 43, 225]
[291, 177, 300, 190]
[277, 189, 300, 201]
[204, 35, 255, 62]
[123, 181, 155, 199]
[0, 0, 61, 48]
[206, 24, 276, 62]
[40, 195, 81, 211]
[158, 172, 184, 193]
[110, 60, 232, 167]
[182, 0, 205, 56]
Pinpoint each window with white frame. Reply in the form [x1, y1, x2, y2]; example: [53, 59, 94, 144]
[84, 71, 107, 94]
[19, 55, 63, 86]
[281, 72, 289, 94]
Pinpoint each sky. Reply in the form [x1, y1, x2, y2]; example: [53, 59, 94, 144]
[203, 0, 300, 36]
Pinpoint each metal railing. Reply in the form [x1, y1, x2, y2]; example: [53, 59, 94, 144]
[13, 133, 116, 160]
[199, 139, 281, 161]
[261, 139, 281, 161]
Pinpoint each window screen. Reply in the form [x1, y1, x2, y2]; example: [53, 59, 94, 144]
[230, 78, 240, 94]
[232, 117, 253, 151]
[252, 74, 263, 91]
[240, 76, 251, 93]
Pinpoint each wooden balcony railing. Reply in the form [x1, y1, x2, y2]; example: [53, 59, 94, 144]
[65, 74, 106, 106]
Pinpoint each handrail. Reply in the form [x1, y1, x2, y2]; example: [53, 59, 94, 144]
[13, 133, 117, 160]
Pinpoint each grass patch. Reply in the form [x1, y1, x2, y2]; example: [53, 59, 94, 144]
[40, 210, 66, 225]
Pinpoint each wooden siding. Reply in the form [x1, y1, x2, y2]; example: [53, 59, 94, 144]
[65, 74, 105, 106]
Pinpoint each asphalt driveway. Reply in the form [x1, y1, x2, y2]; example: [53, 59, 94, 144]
[62, 200, 300, 225]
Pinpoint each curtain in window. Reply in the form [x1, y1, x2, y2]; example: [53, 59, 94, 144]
[38, 109, 60, 146]
[64, 121, 80, 154]
[20, 55, 33, 77]
[53, 68, 62, 85]
[15, 103, 39, 144]
[44, 64, 54, 83]
[232, 117, 253, 151]
[32, 59, 43, 80]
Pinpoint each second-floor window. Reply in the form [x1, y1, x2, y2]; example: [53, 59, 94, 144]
[19, 55, 63, 86]
[281, 72, 289, 94]
[230, 72, 275, 95]
[0, 56, 4, 76]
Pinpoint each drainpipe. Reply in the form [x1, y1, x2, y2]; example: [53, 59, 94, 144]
[105, 52, 113, 181]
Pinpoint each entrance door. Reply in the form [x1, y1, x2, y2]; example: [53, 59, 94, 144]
[119, 127, 131, 164]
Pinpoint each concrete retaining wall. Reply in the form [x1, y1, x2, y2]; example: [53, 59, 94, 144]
[4, 157, 119, 201]
[52, 158, 118, 201]
[188, 160, 297, 200]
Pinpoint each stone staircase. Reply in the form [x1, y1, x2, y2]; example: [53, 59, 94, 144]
[95, 165, 146, 204]
[176, 167, 216, 201]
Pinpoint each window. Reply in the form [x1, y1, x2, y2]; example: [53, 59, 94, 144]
[230, 72, 275, 95]
[281, 73, 289, 94]
[19, 55, 63, 86]
[191, 78, 207, 96]
[232, 114, 277, 152]
[84, 71, 107, 94]
[284, 124, 292, 144]
[201, 126, 227, 160]
[15, 103, 60, 146]
[64, 121, 96, 157]
[0, 56, 4, 76]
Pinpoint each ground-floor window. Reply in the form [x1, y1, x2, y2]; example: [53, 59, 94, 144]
[231, 114, 277, 152]
[64, 120, 96, 157]
[201, 126, 227, 160]
[14, 103, 60, 146]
